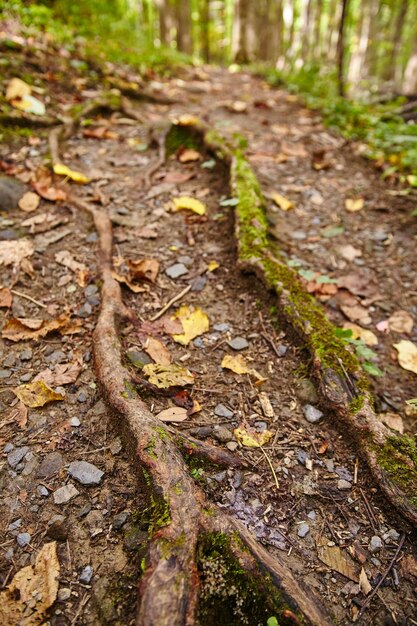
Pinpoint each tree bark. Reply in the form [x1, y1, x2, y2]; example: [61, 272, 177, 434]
[234, 0, 250, 63]
[337, 0, 350, 97]
[175, 0, 193, 54]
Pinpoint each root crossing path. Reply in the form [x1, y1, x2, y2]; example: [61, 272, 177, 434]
[1, 52, 417, 626]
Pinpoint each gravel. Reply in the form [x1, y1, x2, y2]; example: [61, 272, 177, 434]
[68, 460, 104, 485]
[53, 483, 80, 504]
[227, 336, 249, 351]
[303, 404, 324, 423]
[165, 263, 188, 278]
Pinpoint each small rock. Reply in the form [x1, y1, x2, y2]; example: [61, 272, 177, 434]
[226, 441, 238, 452]
[4, 443, 14, 453]
[191, 276, 207, 292]
[0, 228, 19, 240]
[7, 446, 29, 469]
[37, 452, 64, 478]
[296, 379, 319, 404]
[296, 450, 309, 466]
[77, 302, 92, 318]
[212, 426, 233, 443]
[19, 349, 32, 361]
[369, 536, 383, 553]
[8, 518, 22, 531]
[37, 485, 49, 497]
[177, 255, 193, 266]
[112, 512, 129, 530]
[193, 337, 205, 348]
[85, 232, 98, 243]
[213, 323, 230, 332]
[214, 404, 234, 418]
[5, 548, 14, 560]
[213, 471, 227, 483]
[337, 479, 352, 490]
[0, 369, 11, 379]
[58, 588, 71, 601]
[16, 532, 31, 547]
[383, 529, 400, 543]
[85, 284, 98, 297]
[77, 391, 88, 403]
[124, 526, 147, 551]
[307, 510, 316, 520]
[53, 483, 79, 504]
[190, 426, 212, 438]
[70, 417, 81, 427]
[3, 354, 17, 367]
[77, 503, 92, 518]
[19, 372, 33, 382]
[46, 350, 66, 364]
[126, 349, 152, 369]
[165, 263, 188, 279]
[335, 467, 353, 482]
[0, 175, 26, 211]
[109, 437, 122, 455]
[227, 337, 249, 351]
[298, 523, 310, 538]
[68, 460, 104, 486]
[79, 565, 93, 584]
[303, 404, 323, 423]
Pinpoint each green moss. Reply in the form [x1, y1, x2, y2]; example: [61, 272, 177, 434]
[121, 379, 138, 399]
[165, 124, 202, 156]
[377, 435, 417, 506]
[148, 494, 171, 535]
[144, 436, 157, 460]
[349, 395, 365, 414]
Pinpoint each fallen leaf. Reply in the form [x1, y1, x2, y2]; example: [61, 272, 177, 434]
[359, 568, 372, 595]
[128, 258, 159, 283]
[317, 538, 358, 581]
[143, 363, 194, 388]
[229, 100, 247, 113]
[400, 554, 417, 579]
[111, 271, 148, 293]
[259, 392, 274, 418]
[6, 77, 31, 101]
[164, 171, 194, 184]
[18, 191, 40, 213]
[0, 287, 13, 308]
[207, 260, 219, 272]
[341, 304, 372, 325]
[9, 400, 28, 429]
[33, 358, 82, 387]
[172, 389, 201, 414]
[55, 250, 89, 285]
[234, 426, 273, 448]
[6, 77, 46, 116]
[389, 310, 413, 334]
[144, 336, 171, 365]
[380, 412, 404, 434]
[172, 196, 206, 216]
[337, 244, 362, 262]
[2, 314, 80, 342]
[221, 354, 250, 374]
[176, 114, 200, 126]
[338, 272, 376, 297]
[394, 340, 417, 375]
[14, 380, 64, 407]
[171, 305, 209, 346]
[0, 239, 34, 267]
[156, 406, 188, 422]
[321, 225, 345, 238]
[53, 163, 90, 184]
[345, 198, 364, 212]
[83, 126, 118, 140]
[179, 148, 201, 163]
[32, 171, 67, 201]
[272, 193, 294, 211]
[343, 323, 378, 346]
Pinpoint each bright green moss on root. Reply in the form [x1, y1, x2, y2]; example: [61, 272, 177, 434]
[378, 435, 417, 507]
[165, 124, 202, 156]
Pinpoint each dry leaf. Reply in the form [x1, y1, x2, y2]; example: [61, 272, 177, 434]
[0, 239, 34, 267]
[337, 245, 362, 262]
[172, 196, 206, 216]
[341, 304, 372, 325]
[259, 392, 274, 418]
[143, 363, 194, 388]
[272, 193, 294, 211]
[171, 305, 209, 346]
[32, 173, 67, 202]
[389, 310, 413, 334]
[111, 271, 147, 293]
[127, 258, 159, 283]
[0, 541, 59, 625]
[0, 287, 13, 308]
[14, 380, 64, 407]
[176, 114, 200, 126]
[2, 314, 79, 342]
[380, 412, 404, 434]
[207, 260, 219, 272]
[179, 148, 201, 163]
[317, 538, 358, 581]
[343, 323, 378, 346]
[55, 250, 87, 274]
[172, 389, 201, 414]
[221, 354, 250, 374]
[33, 358, 82, 387]
[9, 400, 28, 429]
[18, 191, 40, 213]
[156, 406, 188, 422]
[144, 336, 172, 365]
[359, 568, 372, 595]
[400, 554, 417, 579]
[53, 163, 90, 184]
[234, 426, 273, 448]
[83, 126, 118, 140]
[394, 340, 417, 375]
[6, 77, 31, 101]
[345, 198, 364, 212]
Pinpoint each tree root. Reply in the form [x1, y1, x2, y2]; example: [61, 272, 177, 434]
[70, 196, 333, 626]
[0, 111, 59, 128]
[174, 118, 417, 529]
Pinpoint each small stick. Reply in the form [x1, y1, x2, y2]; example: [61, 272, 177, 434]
[261, 332, 284, 359]
[260, 446, 280, 489]
[149, 284, 191, 321]
[11, 289, 47, 309]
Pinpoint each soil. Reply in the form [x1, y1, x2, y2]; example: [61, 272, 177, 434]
[1, 33, 417, 626]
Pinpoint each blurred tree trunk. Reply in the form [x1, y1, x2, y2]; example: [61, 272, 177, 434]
[312, 0, 323, 60]
[201, 0, 210, 62]
[337, 0, 349, 96]
[390, 0, 408, 85]
[234, 0, 250, 63]
[155, 0, 170, 45]
[348, 0, 371, 90]
[269, 0, 284, 65]
[176, 0, 192, 53]
[300, 0, 313, 62]
[403, 35, 417, 94]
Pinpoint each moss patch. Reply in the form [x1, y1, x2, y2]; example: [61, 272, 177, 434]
[378, 435, 417, 507]
[165, 124, 202, 156]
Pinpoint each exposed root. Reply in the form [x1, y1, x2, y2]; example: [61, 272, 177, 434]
[70, 195, 333, 626]
[144, 127, 169, 189]
[0, 112, 59, 128]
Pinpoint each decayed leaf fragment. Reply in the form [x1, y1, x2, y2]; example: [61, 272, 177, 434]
[171, 305, 209, 346]
[128, 258, 159, 283]
[178, 148, 201, 163]
[0, 541, 59, 625]
[272, 193, 294, 211]
[111, 271, 148, 293]
[172, 196, 206, 216]
[394, 340, 417, 375]
[156, 406, 188, 422]
[0, 287, 13, 308]
[143, 363, 195, 388]
[33, 357, 82, 387]
[0, 239, 34, 268]
[14, 380, 64, 408]
[317, 538, 358, 581]
[2, 314, 81, 342]
[345, 198, 364, 212]
[18, 191, 40, 213]
[221, 353, 250, 374]
[53, 163, 90, 184]
[359, 568, 372, 595]
[389, 310, 414, 334]
[234, 426, 273, 448]
[144, 336, 172, 365]
[9, 400, 28, 429]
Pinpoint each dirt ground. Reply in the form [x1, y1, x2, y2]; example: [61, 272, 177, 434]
[1, 34, 417, 626]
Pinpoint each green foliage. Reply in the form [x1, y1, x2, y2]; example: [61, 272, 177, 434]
[334, 328, 384, 377]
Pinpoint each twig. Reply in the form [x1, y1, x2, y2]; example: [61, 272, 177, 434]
[357, 533, 406, 619]
[149, 284, 191, 321]
[11, 289, 47, 308]
[260, 445, 280, 489]
[261, 332, 284, 359]
[144, 127, 169, 189]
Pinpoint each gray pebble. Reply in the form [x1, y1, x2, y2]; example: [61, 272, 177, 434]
[213, 323, 230, 332]
[303, 404, 323, 423]
[191, 276, 207, 291]
[68, 460, 104, 486]
[87, 295, 100, 307]
[213, 471, 227, 483]
[177, 255, 193, 266]
[165, 263, 188, 279]
[46, 350, 66, 364]
[53, 483, 79, 504]
[16, 532, 31, 547]
[7, 446, 29, 468]
[335, 467, 353, 482]
[276, 344, 288, 356]
[77, 391, 88, 403]
[193, 337, 205, 348]
[8, 518, 22, 531]
[369, 536, 383, 552]
[307, 510, 316, 520]
[0, 228, 19, 240]
[4, 443, 14, 453]
[190, 426, 212, 438]
[214, 404, 234, 418]
[19, 349, 32, 361]
[77, 302, 93, 318]
[0, 369, 11, 378]
[337, 479, 352, 490]
[226, 441, 238, 452]
[85, 284, 98, 297]
[37, 485, 49, 497]
[70, 417, 81, 427]
[0, 175, 26, 211]
[58, 588, 71, 601]
[297, 450, 310, 466]
[19, 373, 33, 382]
[297, 523, 310, 538]
[5, 548, 14, 560]
[383, 529, 400, 543]
[3, 354, 17, 367]
[79, 565, 93, 584]
[37, 451, 64, 478]
[126, 349, 152, 369]
[112, 512, 129, 530]
[227, 337, 249, 351]
[212, 426, 233, 443]
[85, 232, 98, 243]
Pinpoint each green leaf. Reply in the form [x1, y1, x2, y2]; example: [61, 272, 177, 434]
[355, 344, 377, 361]
[362, 362, 384, 377]
[316, 275, 338, 284]
[201, 159, 216, 169]
[335, 327, 353, 339]
[267, 618, 279, 626]
[298, 269, 316, 281]
[219, 197, 239, 207]
[406, 398, 417, 408]
[321, 225, 345, 238]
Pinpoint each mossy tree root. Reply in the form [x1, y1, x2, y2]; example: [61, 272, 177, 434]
[173, 118, 417, 529]
[70, 194, 333, 626]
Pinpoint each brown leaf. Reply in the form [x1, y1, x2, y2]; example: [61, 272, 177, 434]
[164, 171, 194, 184]
[0, 287, 13, 308]
[317, 538, 358, 581]
[0, 541, 59, 625]
[379, 412, 404, 434]
[341, 304, 372, 325]
[83, 126, 118, 140]
[144, 336, 172, 365]
[172, 389, 201, 414]
[2, 314, 78, 342]
[143, 363, 194, 388]
[178, 148, 201, 163]
[155, 406, 188, 422]
[33, 358, 82, 387]
[18, 191, 40, 213]
[0, 239, 34, 268]
[388, 310, 414, 334]
[111, 271, 148, 293]
[128, 258, 159, 283]
[9, 400, 28, 429]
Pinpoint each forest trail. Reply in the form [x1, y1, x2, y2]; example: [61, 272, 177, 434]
[1, 46, 417, 626]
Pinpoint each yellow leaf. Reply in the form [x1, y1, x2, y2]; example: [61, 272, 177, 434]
[143, 363, 195, 388]
[14, 380, 64, 407]
[171, 305, 209, 346]
[394, 340, 417, 375]
[53, 163, 90, 184]
[343, 323, 378, 346]
[221, 354, 250, 374]
[207, 260, 219, 272]
[272, 193, 294, 211]
[176, 114, 200, 126]
[12, 94, 45, 116]
[0, 542, 59, 625]
[6, 77, 31, 101]
[345, 198, 364, 212]
[234, 426, 273, 448]
[172, 196, 206, 216]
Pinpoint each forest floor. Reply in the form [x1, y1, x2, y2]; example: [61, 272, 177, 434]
[1, 30, 417, 626]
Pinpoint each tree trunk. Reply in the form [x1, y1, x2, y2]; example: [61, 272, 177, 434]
[337, 0, 350, 97]
[234, 0, 250, 63]
[390, 0, 409, 85]
[403, 34, 417, 94]
[175, 0, 192, 54]
[201, 0, 210, 62]
[347, 0, 371, 91]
